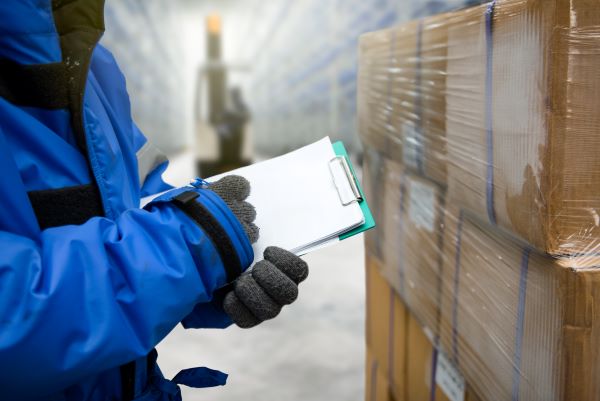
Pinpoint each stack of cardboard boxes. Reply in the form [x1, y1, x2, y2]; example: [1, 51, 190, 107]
[359, 1, 600, 400]
[366, 255, 482, 401]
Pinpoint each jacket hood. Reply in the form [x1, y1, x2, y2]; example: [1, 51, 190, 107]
[0, 0, 105, 65]
[0, 0, 62, 64]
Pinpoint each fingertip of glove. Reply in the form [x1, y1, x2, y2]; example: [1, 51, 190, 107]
[243, 222, 260, 244]
[239, 201, 257, 222]
[223, 291, 261, 329]
[234, 274, 282, 321]
[263, 247, 309, 284]
[213, 175, 251, 200]
[252, 260, 299, 305]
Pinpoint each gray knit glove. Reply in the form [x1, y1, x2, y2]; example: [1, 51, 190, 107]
[209, 175, 309, 328]
[209, 175, 259, 243]
[223, 247, 309, 328]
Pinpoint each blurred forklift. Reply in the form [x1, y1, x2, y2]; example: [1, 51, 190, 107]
[195, 15, 252, 177]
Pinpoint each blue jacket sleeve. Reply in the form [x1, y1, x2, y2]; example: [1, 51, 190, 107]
[181, 296, 235, 329]
[0, 192, 251, 399]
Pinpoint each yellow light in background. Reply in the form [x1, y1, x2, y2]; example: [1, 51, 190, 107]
[206, 14, 221, 34]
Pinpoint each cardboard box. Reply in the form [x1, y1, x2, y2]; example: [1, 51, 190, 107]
[366, 254, 481, 401]
[380, 159, 445, 334]
[362, 5, 600, 399]
[358, 14, 450, 186]
[360, 0, 600, 258]
[439, 207, 600, 401]
[366, 255, 409, 398]
[445, 0, 600, 259]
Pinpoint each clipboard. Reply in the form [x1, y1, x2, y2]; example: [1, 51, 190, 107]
[329, 141, 376, 240]
[141, 137, 377, 263]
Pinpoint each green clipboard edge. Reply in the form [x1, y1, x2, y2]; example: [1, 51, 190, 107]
[332, 141, 376, 240]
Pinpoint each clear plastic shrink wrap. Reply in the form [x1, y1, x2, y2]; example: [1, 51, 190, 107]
[359, 0, 600, 260]
[360, 0, 600, 400]
[358, 14, 449, 186]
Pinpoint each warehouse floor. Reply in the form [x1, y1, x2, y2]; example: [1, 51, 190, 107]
[157, 152, 366, 401]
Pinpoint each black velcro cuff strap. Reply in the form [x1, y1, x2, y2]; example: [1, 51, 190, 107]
[0, 60, 69, 109]
[27, 184, 104, 229]
[172, 191, 243, 283]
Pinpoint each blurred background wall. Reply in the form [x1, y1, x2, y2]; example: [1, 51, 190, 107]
[101, 0, 485, 159]
[102, 1, 189, 155]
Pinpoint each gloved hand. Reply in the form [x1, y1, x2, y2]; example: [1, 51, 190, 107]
[223, 247, 309, 328]
[207, 175, 309, 328]
[208, 175, 259, 243]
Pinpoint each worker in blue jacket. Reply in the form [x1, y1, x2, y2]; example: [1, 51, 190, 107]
[0, 0, 309, 400]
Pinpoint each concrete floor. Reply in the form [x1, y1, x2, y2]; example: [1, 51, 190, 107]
[158, 152, 366, 401]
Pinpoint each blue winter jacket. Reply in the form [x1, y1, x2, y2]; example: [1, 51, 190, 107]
[0, 0, 253, 400]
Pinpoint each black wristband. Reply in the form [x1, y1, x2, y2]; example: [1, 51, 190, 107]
[172, 191, 243, 283]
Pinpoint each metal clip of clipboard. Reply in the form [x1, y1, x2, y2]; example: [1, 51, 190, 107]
[329, 156, 363, 206]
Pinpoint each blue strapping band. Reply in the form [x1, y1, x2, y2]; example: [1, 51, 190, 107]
[388, 288, 396, 386]
[373, 153, 385, 259]
[434, 214, 447, 340]
[370, 359, 379, 401]
[415, 19, 426, 176]
[485, 1, 497, 225]
[451, 210, 465, 365]
[512, 247, 531, 401]
[398, 172, 407, 296]
[430, 206, 446, 401]
[386, 29, 396, 133]
[429, 348, 439, 401]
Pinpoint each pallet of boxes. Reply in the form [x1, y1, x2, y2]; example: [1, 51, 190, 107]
[359, 1, 600, 400]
